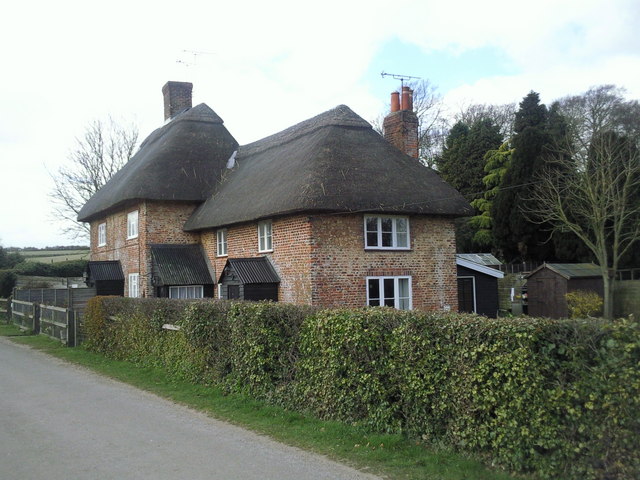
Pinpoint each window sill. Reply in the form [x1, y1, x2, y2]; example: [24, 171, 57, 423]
[365, 247, 411, 252]
[258, 249, 274, 254]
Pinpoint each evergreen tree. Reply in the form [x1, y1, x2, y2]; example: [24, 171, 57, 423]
[470, 142, 513, 249]
[492, 92, 561, 261]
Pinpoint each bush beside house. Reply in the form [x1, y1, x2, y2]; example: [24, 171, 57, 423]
[84, 297, 640, 480]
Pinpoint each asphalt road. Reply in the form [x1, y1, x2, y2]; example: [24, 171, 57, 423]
[0, 337, 381, 480]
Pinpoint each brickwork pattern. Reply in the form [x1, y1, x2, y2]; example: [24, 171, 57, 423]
[383, 110, 419, 159]
[90, 201, 201, 297]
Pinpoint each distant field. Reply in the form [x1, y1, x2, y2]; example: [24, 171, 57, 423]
[21, 250, 90, 263]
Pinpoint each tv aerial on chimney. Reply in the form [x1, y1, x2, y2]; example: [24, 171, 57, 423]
[381, 71, 421, 89]
[177, 49, 216, 67]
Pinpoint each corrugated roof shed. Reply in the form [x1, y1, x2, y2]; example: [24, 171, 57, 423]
[456, 253, 502, 267]
[150, 244, 213, 286]
[87, 261, 124, 281]
[219, 257, 280, 284]
[527, 263, 602, 280]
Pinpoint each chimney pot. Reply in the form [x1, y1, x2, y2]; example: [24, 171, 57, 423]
[401, 86, 412, 111]
[162, 81, 193, 121]
[390, 91, 400, 112]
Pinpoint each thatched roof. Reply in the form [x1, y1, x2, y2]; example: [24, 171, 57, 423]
[77, 104, 238, 222]
[184, 105, 472, 231]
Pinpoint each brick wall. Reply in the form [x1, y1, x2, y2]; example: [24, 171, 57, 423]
[203, 215, 313, 304]
[309, 214, 458, 310]
[383, 110, 419, 159]
[89, 201, 200, 297]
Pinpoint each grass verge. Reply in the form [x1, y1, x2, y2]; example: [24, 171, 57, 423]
[1, 325, 522, 480]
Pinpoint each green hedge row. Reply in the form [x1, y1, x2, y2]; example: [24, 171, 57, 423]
[83, 298, 640, 480]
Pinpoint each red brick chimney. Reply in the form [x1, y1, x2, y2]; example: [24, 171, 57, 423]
[383, 87, 419, 159]
[162, 81, 193, 121]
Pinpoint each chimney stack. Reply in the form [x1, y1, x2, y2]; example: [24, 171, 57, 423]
[162, 81, 193, 121]
[383, 88, 419, 159]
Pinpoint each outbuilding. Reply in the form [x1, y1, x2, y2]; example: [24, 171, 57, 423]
[526, 263, 603, 318]
[456, 254, 504, 318]
[218, 257, 280, 301]
[85, 261, 125, 296]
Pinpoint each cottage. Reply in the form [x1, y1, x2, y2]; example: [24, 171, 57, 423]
[78, 82, 472, 310]
[526, 263, 604, 318]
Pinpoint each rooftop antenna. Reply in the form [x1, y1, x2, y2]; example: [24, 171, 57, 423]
[177, 49, 216, 67]
[380, 71, 421, 89]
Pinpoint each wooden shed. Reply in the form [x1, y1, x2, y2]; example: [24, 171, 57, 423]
[526, 263, 603, 318]
[218, 257, 280, 301]
[456, 254, 504, 318]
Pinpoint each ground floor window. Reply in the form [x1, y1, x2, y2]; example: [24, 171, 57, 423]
[366, 276, 412, 310]
[128, 273, 140, 298]
[169, 285, 204, 299]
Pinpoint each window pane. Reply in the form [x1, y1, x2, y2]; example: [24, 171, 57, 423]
[398, 278, 409, 298]
[381, 218, 393, 233]
[396, 232, 408, 248]
[399, 298, 410, 310]
[395, 217, 407, 233]
[381, 232, 393, 247]
[367, 232, 378, 247]
[383, 278, 395, 306]
[366, 217, 378, 232]
[367, 278, 380, 306]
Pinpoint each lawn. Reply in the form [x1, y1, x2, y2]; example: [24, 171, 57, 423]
[19, 249, 90, 263]
[0, 325, 524, 480]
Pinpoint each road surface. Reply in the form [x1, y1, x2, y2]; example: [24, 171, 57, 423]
[0, 337, 380, 480]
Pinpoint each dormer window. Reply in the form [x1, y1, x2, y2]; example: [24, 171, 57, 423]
[98, 223, 106, 247]
[127, 210, 139, 239]
[364, 215, 409, 250]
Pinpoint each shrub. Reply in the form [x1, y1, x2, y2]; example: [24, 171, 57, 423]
[0, 270, 17, 298]
[81, 298, 640, 480]
[566, 290, 603, 318]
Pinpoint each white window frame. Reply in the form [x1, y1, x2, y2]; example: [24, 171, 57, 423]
[364, 215, 410, 250]
[258, 220, 273, 253]
[97, 222, 106, 247]
[128, 273, 140, 298]
[366, 276, 412, 310]
[169, 285, 204, 299]
[216, 229, 228, 257]
[127, 210, 139, 239]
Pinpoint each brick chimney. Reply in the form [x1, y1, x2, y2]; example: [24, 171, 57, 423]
[162, 81, 193, 121]
[383, 86, 419, 159]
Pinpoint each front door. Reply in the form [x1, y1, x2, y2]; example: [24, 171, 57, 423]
[227, 284, 240, 300]
[457, 277, 475, 313]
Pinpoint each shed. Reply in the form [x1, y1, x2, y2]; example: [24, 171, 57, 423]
[150, 244, 214, 298]
[526, 263, 603, 318]
[218, 257, 280, 301]
[456, 254, 504, 318]
[85, 261, 125, 296]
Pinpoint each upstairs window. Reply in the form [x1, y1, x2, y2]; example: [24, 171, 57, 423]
[127, 210, 139, 239]
[258, 220, 273, 252]
[366, 276, 412, 310]
[98, 223, 106, 247]
[364, 215, 409, 249]
[217, 229, 228, 257]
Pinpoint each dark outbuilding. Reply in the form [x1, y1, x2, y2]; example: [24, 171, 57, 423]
[85, 261, 125, 296]
[526, 263, 604, 318]
[456, 254, 504, 318]
[218, 257, 280, 301]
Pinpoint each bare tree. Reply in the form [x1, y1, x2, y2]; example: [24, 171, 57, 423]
[527, 131, 640, 319]
[454, 102, 516, 141]
[50, 117, 139, 239]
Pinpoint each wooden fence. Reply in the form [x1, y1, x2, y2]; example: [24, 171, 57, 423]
[10, 287, 95, 346]
[0, 298, 9, 323]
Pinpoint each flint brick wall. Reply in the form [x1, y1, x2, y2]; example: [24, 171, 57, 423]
[90, 201, 201, 297]
[309, 214, 458, 311]
[202, 213, 457, 310]
[203, 215, 313, 304]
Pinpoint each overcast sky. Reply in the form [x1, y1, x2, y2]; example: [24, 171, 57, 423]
[2, 0, 639, 248]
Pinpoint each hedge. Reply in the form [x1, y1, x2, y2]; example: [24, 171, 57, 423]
[83, 297, 640, 479]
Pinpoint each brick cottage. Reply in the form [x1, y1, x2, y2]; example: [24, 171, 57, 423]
[78, 82, 472, 310]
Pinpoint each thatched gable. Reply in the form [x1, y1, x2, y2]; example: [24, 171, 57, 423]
[77, 104, 238, 222]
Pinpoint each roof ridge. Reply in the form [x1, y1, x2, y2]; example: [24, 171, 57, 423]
[239, 104, 371, 157]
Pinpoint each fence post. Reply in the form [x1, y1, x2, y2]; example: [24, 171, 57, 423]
[33, 303, 41, 334]
[67, 310, 76, 347]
